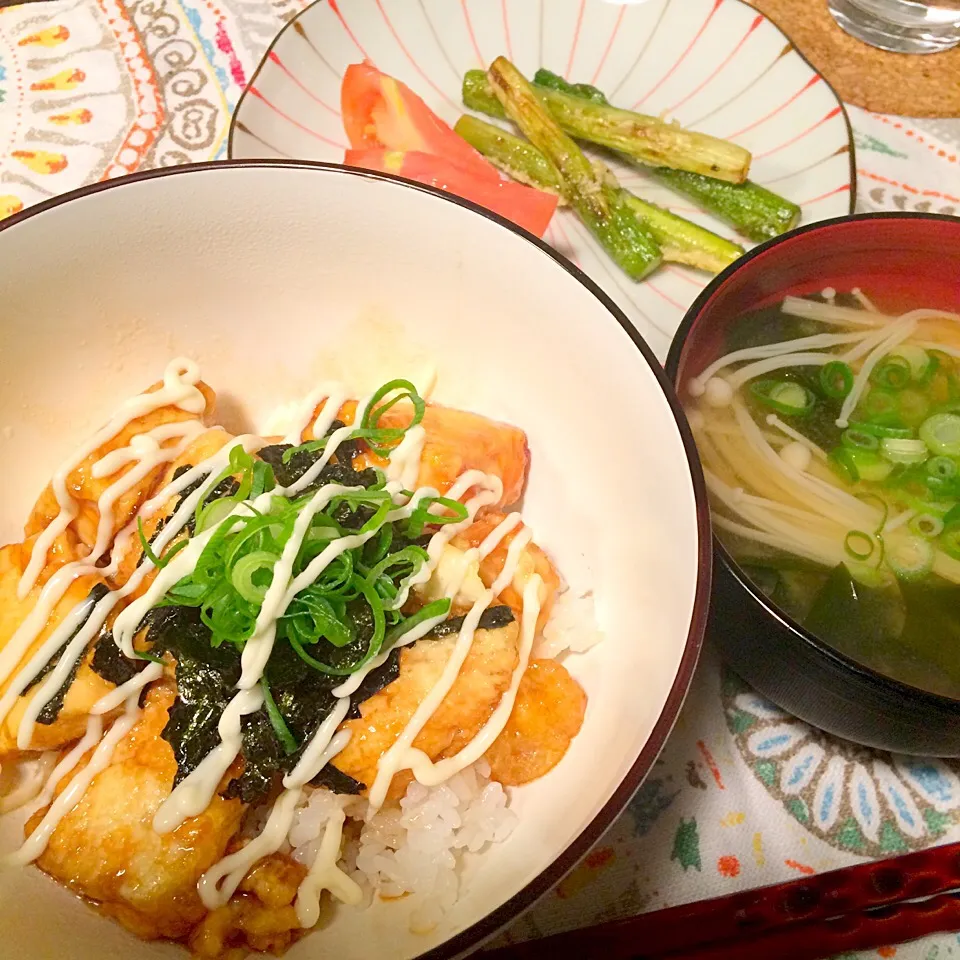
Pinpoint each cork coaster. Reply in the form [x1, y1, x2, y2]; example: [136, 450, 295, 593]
[747, 0, 960, 117]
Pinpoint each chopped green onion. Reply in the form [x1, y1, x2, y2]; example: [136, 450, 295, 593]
[926, 456, 958, 481]
[830, 448, 894, 484]
[137, 517, 188, 569]
[942, 502, 960, 529]
[861, 388, 900, 424]
[879, 438, 929, 465]
[870, 355, 911, 391]
[885, 535, 934, 581]
[940, 526, 960, 560]
[847, 420, 913, 439]
[844, 530, 874, 561]
[133, 649, 166, 665]
[890, 345, 933, 381]
[920, 413, 960, 456]
[361, 379, 427, 457]
[841, 429, 879, 452]
[750, 380, 816, 417]
[230, 551, 276, 603]
[383, 598, 452, 650]
[897, 390, 930, 428]
[910, 513, 944, 539]
[260, 677, 298, 755]
[819, 361, 854, 399]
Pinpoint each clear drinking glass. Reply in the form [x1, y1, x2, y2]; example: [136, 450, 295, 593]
[828, 0, 960, 53]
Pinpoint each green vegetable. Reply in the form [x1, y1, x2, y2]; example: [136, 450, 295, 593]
[890, 345, 933, 381]
[829, 447, 895, 484]
[819, 361, 854, 399]
[260, 676, 299, 755]
[844, 530, 875, 561]
[847, 420, 913, 439]
[462, 68, 750, 182]
[464, 69, 802, 242]
[880, 437, 928, 465]
[453, 114, 743, 273]
[870, 355, 912, 391]
[886, 535, 934, 581]
[485, 57, 662, 280]
[910, 513, 944, 539]
[749, 379, 815, 417]
[842, 429, 879, 452]
[927, 456, 958, 481]
[920, 413, 960, 456]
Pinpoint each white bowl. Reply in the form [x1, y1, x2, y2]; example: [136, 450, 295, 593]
[0, 161, 710, 960]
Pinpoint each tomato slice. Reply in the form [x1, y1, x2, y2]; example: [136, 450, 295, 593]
[341, 62, 497, 183]
[344, 148, 559, 238]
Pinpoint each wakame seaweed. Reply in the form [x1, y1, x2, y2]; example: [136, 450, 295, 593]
[30, 584, 110, 726]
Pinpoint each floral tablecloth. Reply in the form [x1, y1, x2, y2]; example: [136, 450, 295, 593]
[2, 2, 960, 958]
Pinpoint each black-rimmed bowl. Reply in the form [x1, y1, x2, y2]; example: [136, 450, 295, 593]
[666, 212, 960, 757]
[0, 160, 711, 959]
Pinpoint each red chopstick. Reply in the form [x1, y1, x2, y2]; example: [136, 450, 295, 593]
[484, 841, 960, 960]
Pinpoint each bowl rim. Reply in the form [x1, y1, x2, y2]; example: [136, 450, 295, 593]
[665, 210, 960, 711]
[0, 159, 713, 960]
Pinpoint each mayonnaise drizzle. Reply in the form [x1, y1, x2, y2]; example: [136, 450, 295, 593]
[0, 752, 57, 815]
[18, 359, 206, 599]
[404, 574, 541, 788]
[282, 383, 349, 447]
[295, 808, 363, 927]
[366, 512, 533, 811]
[152, 687, 264, 834]
[2, 368, 550, 929]
[6, 697, 141, 867]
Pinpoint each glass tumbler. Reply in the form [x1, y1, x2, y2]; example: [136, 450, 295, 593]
[828, 0, 960, 53]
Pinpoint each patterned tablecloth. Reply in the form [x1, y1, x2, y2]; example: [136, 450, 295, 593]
[2, 2, 960, 958]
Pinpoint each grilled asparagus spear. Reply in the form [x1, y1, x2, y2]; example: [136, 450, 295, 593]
[454, 115, 743, 274]
[463, 68, 750, 184]
[485, 57, 662, 281]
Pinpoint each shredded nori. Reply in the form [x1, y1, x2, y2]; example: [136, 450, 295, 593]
[29, 584, 111, 726]
[149, 466, 241, 545]
[142, 603, 398, 801]
[258, 420, 379, 512]
[90, 630, 150, 687]
[429, 605, 515, 638]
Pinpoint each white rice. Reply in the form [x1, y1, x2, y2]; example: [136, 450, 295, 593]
[534, 588, 604, 659]
[288, 759, 517, 933]
[283, 587, 603, 930]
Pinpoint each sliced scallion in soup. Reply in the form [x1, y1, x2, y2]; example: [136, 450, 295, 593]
[687, 291, 960, 698]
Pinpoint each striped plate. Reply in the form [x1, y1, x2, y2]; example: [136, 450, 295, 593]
[229, 0, 854, 360]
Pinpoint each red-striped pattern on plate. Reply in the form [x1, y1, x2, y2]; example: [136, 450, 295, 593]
[229, 0, 854, 360]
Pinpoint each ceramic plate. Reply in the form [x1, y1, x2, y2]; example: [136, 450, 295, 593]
[229, 0, 855, 360]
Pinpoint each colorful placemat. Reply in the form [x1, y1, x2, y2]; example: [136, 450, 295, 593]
[749, 0, 960, 118]
[2, 2, 960, 959]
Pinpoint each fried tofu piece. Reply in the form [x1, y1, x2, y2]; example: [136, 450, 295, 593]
[306, 400, 529, 508]
[24, 379, 217, 555]
[452, 510, 561, 632]
[484, 659, 586, 785]
[189, 854, 307, 959]
[29, 682, 244, 941]
[0, 542, 117, 760]
[113, 427, 235, 589]
[333, 620, 520, 799]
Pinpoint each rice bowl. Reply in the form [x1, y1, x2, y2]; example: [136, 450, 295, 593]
[0, 161, 709, 960]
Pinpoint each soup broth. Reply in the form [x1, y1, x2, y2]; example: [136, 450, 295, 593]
[687, 290, 960, 699]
